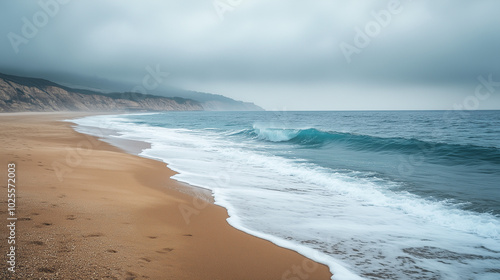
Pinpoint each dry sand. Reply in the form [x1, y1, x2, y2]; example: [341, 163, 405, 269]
[0, 112, 332, 280]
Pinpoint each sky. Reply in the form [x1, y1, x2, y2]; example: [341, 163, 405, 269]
[1, 0, 500, 110]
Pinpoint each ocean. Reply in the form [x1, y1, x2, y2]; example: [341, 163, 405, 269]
[72, 110, 500, 280]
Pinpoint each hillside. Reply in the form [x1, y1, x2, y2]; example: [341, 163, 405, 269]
[147, 87, 264, 111]
[0, 73, 203, 112]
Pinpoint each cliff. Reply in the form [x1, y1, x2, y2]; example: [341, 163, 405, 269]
[147, 86, 264, 111]
[0, 73, 203, 112]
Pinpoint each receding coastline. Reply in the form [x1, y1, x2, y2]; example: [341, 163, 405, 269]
[0, 112, 332, 279]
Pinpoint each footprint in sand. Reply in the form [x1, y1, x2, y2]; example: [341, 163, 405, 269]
[125, 271, 138, 280]
[84, 233, 104, 238]
[156, 248, 174, 254]
[106, 249, 118, 253]
[29, 241, 44, 246]
[66, 215, 77, 220]
[37, 267, 56, 273]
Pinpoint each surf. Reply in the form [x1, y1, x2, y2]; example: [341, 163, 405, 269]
[248, 125, 500, 165]
[71, 111, 500, 280]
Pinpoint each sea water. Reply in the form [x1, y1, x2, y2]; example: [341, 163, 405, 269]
[72, 111, 500, 280]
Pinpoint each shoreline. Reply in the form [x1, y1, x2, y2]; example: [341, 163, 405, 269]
[0, 112, 332, 279]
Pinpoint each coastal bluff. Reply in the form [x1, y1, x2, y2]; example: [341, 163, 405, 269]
[0, 73, 203, 112]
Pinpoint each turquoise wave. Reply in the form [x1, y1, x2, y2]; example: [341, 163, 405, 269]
[239, 127, 500, 165]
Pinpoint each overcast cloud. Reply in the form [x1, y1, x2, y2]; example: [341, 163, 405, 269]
[1, 0, 499, 110]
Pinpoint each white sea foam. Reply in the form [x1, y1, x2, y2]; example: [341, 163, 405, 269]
[253, 124, 301, 142]
[71, 114, 500, 280]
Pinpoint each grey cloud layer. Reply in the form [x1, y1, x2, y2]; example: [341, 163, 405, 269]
[1, 0, 499, 109]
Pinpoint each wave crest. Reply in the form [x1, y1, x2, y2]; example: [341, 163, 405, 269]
[248, 126, 500, 165]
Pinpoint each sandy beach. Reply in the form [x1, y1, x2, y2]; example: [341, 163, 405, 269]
[0, 112, 332, 279]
